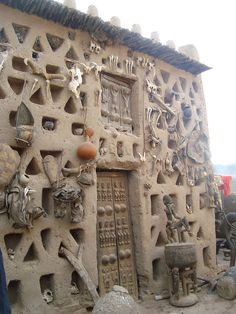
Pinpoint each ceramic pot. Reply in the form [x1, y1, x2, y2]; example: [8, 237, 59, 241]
[85, 127, 94, 138]
[77, 142, 97, 160]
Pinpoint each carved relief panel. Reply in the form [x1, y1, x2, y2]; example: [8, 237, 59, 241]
[101, 74, 133, 133]
[97, 172, 138, 297]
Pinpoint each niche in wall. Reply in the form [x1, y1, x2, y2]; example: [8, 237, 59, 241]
[8, 280, 22, 307]
[152, 258, 162, 281]
[151, 194, 162, 215]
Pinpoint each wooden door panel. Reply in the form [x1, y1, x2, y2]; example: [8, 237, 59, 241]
[97, 175, 119, 295]
[97, 172, 138, 297]
[111, 175, 138, 297]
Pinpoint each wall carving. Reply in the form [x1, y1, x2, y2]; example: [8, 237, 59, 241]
[101, 74, 133, 133]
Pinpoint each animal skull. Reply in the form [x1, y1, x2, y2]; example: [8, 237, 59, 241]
[68, 65, 83, 98]
[42, 289, 53, 304]
[136, 57, 149, 68]
[89, 62, 106, 79]
[89, 41, 101, 54]
[147, 61, 155, 71]
[89, 42, 96, 53]
[146, 79, 158, 95]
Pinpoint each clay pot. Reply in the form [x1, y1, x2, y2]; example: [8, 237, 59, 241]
[76, 142, 97, 160]
[165, 242, 197, 269]
[85, 127, 94, 138]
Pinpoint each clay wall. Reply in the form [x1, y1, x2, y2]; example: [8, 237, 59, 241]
[0, 4, 216, 313]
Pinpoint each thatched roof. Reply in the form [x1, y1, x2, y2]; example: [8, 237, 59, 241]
[0, 0, 210, 75]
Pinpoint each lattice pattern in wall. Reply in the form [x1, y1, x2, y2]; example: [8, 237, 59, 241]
[0, 11, 101, 313]
[139, 59, 215, 292]
[0, 3, 216, 312]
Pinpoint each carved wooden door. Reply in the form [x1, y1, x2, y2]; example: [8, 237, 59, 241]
[97, 172, 138, 297]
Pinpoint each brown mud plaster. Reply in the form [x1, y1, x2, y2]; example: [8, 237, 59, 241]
[0, 1, 215, 312]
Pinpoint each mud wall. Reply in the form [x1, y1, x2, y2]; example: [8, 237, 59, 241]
[0, 4, 216, 313]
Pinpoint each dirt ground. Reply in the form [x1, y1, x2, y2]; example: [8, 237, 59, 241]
[139, 248, 236, 314]
[140, 285, 236, 314]
[77, 249, 235, 314]
[79, 288, 236, 314]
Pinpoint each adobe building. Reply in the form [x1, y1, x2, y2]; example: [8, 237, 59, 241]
[0, 0, 216, 313]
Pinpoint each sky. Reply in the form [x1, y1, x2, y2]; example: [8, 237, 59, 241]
[58, 0, 236, 165]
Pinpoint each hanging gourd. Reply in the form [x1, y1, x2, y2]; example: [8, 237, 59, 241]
[76, 127, 97, 160]
[85, 127, 94, 138]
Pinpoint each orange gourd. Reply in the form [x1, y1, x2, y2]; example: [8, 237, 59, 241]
[77, 127, 96, 160]
[85, 127, 94, 138]
[77, 141, 97, 160]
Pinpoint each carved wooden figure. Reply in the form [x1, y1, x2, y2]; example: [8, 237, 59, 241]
[43, 155, 85, 223]
[163, 194, 192, 243]
[165, 243, 198, 307]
